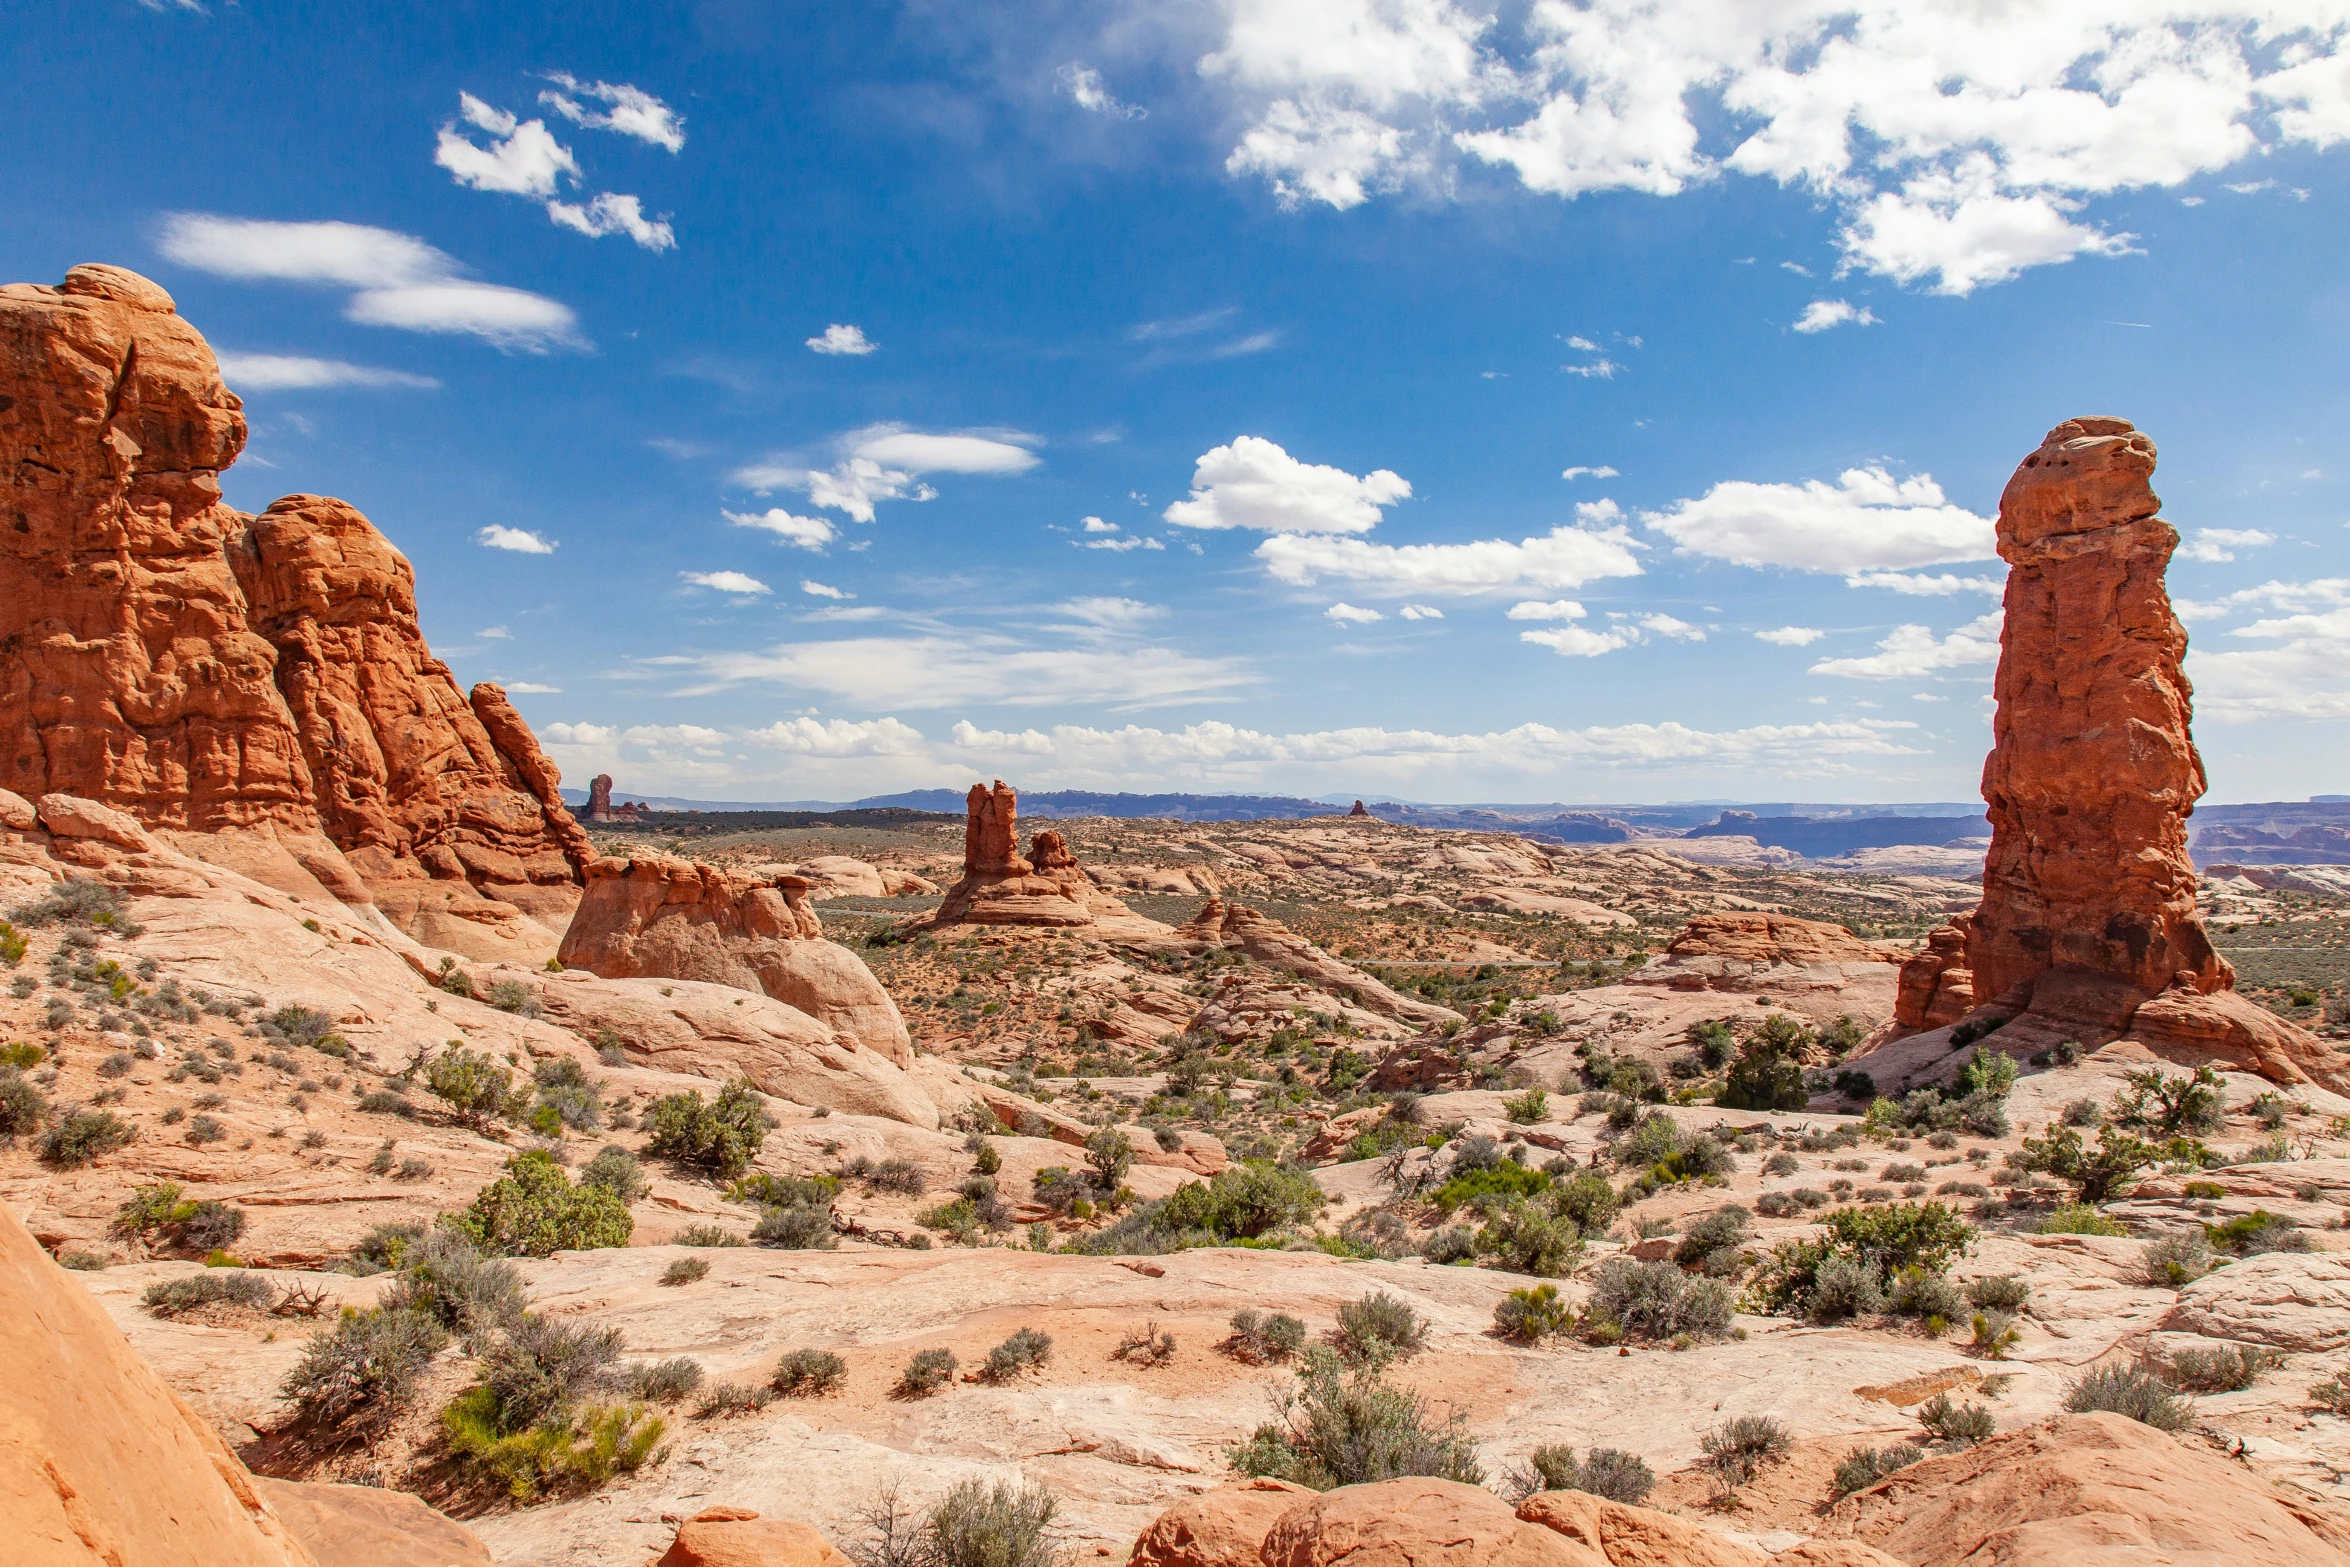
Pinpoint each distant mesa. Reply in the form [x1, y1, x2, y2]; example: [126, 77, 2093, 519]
[1868, 416, 2343, 1092]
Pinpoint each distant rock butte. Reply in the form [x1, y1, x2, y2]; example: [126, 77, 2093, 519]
[1881, 418, 2341, 1090]
[918, 780, 1170, 938]
[0, 265, 587, 959]
[581, 772, 645, 823]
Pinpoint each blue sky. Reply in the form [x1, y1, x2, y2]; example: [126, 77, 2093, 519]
[9, 2, 2349, 805]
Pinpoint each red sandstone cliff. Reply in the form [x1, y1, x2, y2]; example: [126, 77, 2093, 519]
[0, 264, 586, 959]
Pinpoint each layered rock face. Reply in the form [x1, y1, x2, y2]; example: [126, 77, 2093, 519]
[1884, 418, 2338, 1088]
[1632, 911, 1903, 997]
[0, 265, 588, 958]
[922, 781, 1167, 938]
[558, 854, 912, 1062]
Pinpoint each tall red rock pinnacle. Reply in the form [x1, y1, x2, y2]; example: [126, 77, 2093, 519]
[1882, 417, 2340, 1090]
[964, 779, 1029, 875]
[0, 265, 588, 956]
[1970, 416, 2227, 1005]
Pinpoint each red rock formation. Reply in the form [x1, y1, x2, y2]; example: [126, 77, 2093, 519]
[965, 778, 1027, 874]
[920, 782, 1167, 938]
[0, 265, 589, 958]
[1347, 799, 1368, 817]
[649, 1506, 848, 1567]
[558, 854, 912, 1062]
[1880, 418, 2339, 1088]
[585, 772, 617, 821]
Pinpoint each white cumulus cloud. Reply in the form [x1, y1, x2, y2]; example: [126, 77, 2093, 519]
[1561, 465, 1619, 480]
[1060, 63, 1147, 119]
[1644, 467, 1995, 572]
[2176, 527, 2277, 563]
[1398, 604, 1443, 620]
[1793, 299, 1880, 333]
[732, 425, 1041, 523]
[477, 525, 556, 554]
[1197, 2, 2347, 294]
[539, 73, 686, 151]
[1326, 602, 1385, 624]
[158, 214, 582, 351]
[800, 580, 854, 600]
[807, 324, 877, 356]
[1809, 612, 2003, 679]
[681, 570, 770, 595]
[1845, 570, 2005, 596]
[547, 193, 674, 251]
[726, 508, 838, 552]
[1263, 522, 1641, 598]
[1164, 436, 1410, 534]
[1755, 626, 1825, 646]
[434, 91, 674, 251]
[741, 716, 925, 755]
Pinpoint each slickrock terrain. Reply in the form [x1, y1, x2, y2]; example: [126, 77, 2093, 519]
[10, 312, 2350, 1567]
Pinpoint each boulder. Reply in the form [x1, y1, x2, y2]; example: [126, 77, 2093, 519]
[647, 1506, 849, 1567]
[1824, 1411, 2350, 1566]
[2, 1193, 485, 1567]
[1631, 911, 1901, 996]
[1516, 1488, 1767, 1566]
[1128, 1478, 1315, 1567]
[1258, 1478, 1588, 1566]
[256, 1480, 493, 1567]
[2159, 1250, 2350, 1351]
[558, 855, 911, 1062]
[2127, 981, 2346, 1088]
[919, 782, 1169, 939]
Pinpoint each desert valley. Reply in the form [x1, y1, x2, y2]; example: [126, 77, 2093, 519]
[7, 263, 2350, 1567]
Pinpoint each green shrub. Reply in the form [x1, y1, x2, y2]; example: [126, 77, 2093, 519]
[1970, 1310, 2021, 1358]
[660, 1256, 709, 1286]
[1550, 1170, 1621, 1234]
[578, 1145, 646, 1203]
[1084, 1128, 1133, 1190]
[1698, 1414, 1791, 1494]
[1965, 1274, 2029, 1312]
[381, 1230, 525, 1338]
[1475, 1203, 1582, 1278]
[982, 1327, 1053, 1382]
[896, 1347, 958, 1396]
[0, 1067, 49, 1138]
[442, 1386, 663, 1500]
[2309, 1374, 2350, 1415]
[774, 1348, 847, 1396]
[920, 1478, 1067, 1567]
[2065, 1365, 2190, 1430]
[446, 1151, 633, 1258]
[1507, 1443, 1654, 1505]
[692, 1381, 774, 1417]
[1917, 1392, 1995, 1446]
[2207, 1209, 2313, 1256]
[424, 1046, 520, 1127]
[39, 1107, 134, 1166]
[673, 1224, 745, 1248]
[1503, 1088, 1550, 1124]
[1431, 1162, 1551, 1214]
[1614, 1111, 1683, 1167]
[1955, 1047, 2018, 1099]
[12, 876, 128, 928]
[1833, 1443, 1924, 1496]
[1151, 1161, 1328, 1241]
[530, 1057, 601, 1130]
[2038, 1204, 2128, 1236]
[1337, 1291, 1428, 1363]
[751, 1202, 837, 1250]
[1806, 1255, 1887, 1322]
[1228, 1308, 1307, 1364]
[2014, 1124, 2158, 1203]
[645, 1080, 769, 1178]
[2143, 1229, 2212, 1287]
[1587, 1257, 1733, 1341]
[1674, 1206, 1752, 1277]
[1716, 1015, 1811, 1111]
[280, 1305, 447, 1430]
[1888, 1267, 1963, 1324]
[626, 1357, 704, 1402]
[2111, 1065, 2227, 1137]
[143, 1271, 272, 1315]
[485, 979, 542, 1017]
[1228, 1346, 1482, 1490]
[972, 1141, 1003, 1176]
[1493, 1284, 1573, 1342]
[2167, 1343, 2270, 1392]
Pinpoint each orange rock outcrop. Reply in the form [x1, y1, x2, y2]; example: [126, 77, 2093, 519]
[0, 264, 588, 957]
[558, 854, 912, 1060]
[1883, 417, 2341, 1089]
[919, 780, 1168, 938]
